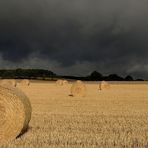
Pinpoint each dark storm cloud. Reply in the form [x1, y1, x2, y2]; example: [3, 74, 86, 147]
[1, 0, 148, 78]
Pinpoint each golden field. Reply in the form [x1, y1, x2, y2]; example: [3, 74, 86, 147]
[1, 81, 148, 148]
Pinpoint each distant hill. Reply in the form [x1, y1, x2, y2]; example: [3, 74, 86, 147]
[0, 69, 144, 81]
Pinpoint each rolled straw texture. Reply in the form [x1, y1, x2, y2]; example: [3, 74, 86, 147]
[71, 80, 86, 97]
[1, 79, 17, 87]
[0, 84, 32, 143]
[20, 79, 30, 86]
[99, 81, 110, 90]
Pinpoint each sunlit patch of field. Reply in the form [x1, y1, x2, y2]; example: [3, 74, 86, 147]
[1, 81, 148, 148]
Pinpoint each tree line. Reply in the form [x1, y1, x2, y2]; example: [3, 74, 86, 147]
[0, 69, 56, 79]
[0, 69, 144, 81]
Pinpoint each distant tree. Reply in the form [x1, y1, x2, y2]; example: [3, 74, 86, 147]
[125, 75, 134, 81]
[135, 78, 144, 81]
[0, 69, 56, 79]
[106, 74, 124, 81]
[89, 71, 103, 80]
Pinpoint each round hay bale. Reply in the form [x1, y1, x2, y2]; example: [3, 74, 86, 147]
[63, 80, 68, 85]
[99, 81, 110, 90]
[1, 79, 17, 87]
[71, 80, 86, 97]
[20, 79, 30, 86]
[0, 84, 32, 143]
[56, 79, 63, 86]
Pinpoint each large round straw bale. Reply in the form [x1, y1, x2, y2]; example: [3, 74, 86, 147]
[0, 84, 32, 143]
[20, 79, 30, 86]
[99, 81, 110, 90]
[1, 79, 17, 87]
[71, 80, 86, 97]
[63, 80, 68, 85]
[56, 79, 63, 86]
[11, 79, 17, 87]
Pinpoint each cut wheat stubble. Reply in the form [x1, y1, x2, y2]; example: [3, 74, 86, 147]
[0, 84, 32, 144]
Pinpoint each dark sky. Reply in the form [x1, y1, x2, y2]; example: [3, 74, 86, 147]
[0, 0, 148, 78]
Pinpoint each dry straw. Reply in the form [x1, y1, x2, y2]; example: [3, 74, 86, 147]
[63, 80, 68, 85]
[56, 79, 68, 86]
[1, 79, 17, 87]
[99, 80, 110, 90]
[56, 79, 63, 86]
[20, 79, 30, 86]
[71, 80, 86, 97]
[0, 84, 32, 143]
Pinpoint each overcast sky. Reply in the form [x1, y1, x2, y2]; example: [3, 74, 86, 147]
[0, 0, 148, 78]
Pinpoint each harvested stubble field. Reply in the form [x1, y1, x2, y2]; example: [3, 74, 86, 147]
[1, 81, 148, 148]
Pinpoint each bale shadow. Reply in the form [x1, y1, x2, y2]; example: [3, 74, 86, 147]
[16, 126, 32, 139]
